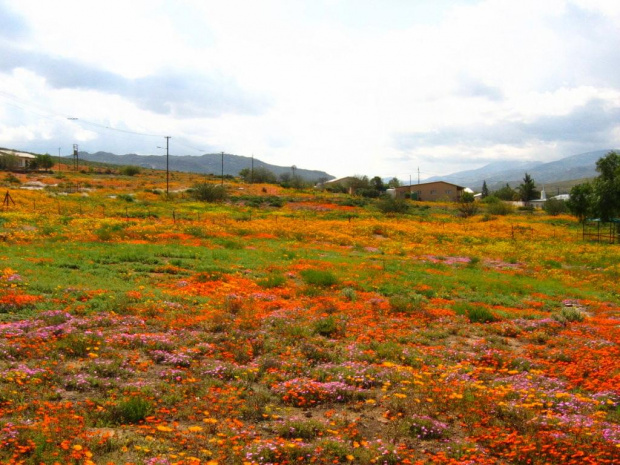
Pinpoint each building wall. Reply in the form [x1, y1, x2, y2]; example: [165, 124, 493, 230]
[394, 181, 464, 202]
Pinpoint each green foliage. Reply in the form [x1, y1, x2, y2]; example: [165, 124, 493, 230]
[120, 165, 141, 176]
[593, 151, 620, 221]
[553, 307, 585, 324]
[388, 293, 425, 314]
[454, 302, 497, 323]
[566, 152, 620, 222]
[370, 176, 386, 192]
[275, 418, 326, 439]
[485, 198, 514, 215]
[314, 316, 342, 337]
[481, 180, 489, 198]
[387, 177, 401, 188]
[494, 183, 517, 201]
[518, 173, 537, 202]
[300, 269, 339, 287]
[543, 198, 568, 216]
[116, 194, 134, 202]
[239, 167, 278, 184]
[111, 396, 153, 424]
[567, 182, 594, 222]
[191, 183, 228, 202]
[3, 173, 21, 184]
[376, 195, 410, 214]
[34, 153, 55, 170]
[257, 273, 286, 288]
[0, 153, 19, 170]
[457, 191, 477, 217]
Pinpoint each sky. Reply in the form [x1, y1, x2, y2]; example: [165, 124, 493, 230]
[1, 0, 619, 180]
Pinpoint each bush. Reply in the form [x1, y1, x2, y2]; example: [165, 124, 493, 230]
[543, 198, 568, 216]
[257, 274, 286, 288]
[376, 195, 409, 214]
[111, 396, 153, 424]
[300, 269, 339, 287]
[486, 201, 514, 215]
[191, 183, 228, 202]
[120, 166, 141, 176]
[457, 192, 478, 217]
[314, 316, 342, 337]
[454, 303, 497, 323]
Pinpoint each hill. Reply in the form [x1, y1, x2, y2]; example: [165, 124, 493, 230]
[425, 149, 616, 191]
[77, 151, 334, 182]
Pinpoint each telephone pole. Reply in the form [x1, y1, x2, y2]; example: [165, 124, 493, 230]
[165, 136, 171, 195]
[221, 152, 224, 186]
[73, 144, 79, 171]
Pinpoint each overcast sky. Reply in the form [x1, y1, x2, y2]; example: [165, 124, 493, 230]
[1, 0, 619, 179]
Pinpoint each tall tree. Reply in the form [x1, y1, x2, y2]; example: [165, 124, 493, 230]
[370, 176, 385, 192]
[593, 151, 620, 221]
[567, 183, 594, 222]
[518, 173, 537, 202]
[481, 180, 489, 199]
[387, 177, 401, 188]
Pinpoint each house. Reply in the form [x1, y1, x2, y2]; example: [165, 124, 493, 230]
[393, 181, 465, 202]
[0, 149, 37, 169]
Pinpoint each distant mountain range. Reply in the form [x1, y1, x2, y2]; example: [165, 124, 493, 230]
[424, 149, 617, 191]
[77, 152, 334, 182]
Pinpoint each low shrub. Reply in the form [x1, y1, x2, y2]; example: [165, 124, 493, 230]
[376, 196, 409, 214]
[120, 166, 141, 176]
[191, 183, 228, 202]
[110, 396, 153, 424]
[486, 201, 514, 215]
[300, 269, 339, 287]
[544, 198, 569, 216]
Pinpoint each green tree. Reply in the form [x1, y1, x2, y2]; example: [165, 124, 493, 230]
[567, 182, 594, 222]
[387, 177, 401, 188]
[494, 183, 517, 201]
[0, 153, 20, 171]
[518, 173, 537, 202]
[34, 153, 55, 170]
[593, 151, 620, 221]
[543, 198, 568, 216]
[370, 176, 385, 192]
[239, 167, 277, 184]
[457, 191, 477, 217]
[481, 180, 489, 199]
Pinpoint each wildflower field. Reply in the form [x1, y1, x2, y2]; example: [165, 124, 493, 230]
[0, 167, 618, 465]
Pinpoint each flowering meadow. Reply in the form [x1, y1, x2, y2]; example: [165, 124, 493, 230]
[0, 166, 618, 464]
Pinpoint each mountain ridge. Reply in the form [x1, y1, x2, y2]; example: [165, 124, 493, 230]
[424, 149, 617, 190]
[77, 152, 334, 182]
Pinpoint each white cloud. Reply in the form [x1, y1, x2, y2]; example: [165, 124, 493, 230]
[0, 0, 619, 178]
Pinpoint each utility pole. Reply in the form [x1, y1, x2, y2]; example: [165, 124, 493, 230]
[165, 136, 171, 195]
[221, 151, 224, 186]
[73, 144, 79, 171]
[417, 167, 420, 185]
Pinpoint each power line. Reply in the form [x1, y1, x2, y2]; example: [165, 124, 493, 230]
[66, 118, 164, 138]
